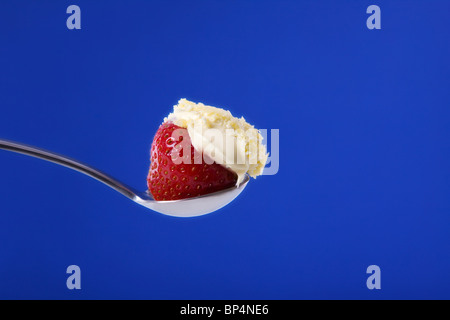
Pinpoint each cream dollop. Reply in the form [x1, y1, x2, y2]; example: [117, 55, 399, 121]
[165, 99, 268, 185]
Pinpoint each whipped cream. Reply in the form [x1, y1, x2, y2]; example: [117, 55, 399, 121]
[165, 99, 268, 185]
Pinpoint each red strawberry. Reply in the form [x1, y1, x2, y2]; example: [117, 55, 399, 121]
[147, 122, 238, 201]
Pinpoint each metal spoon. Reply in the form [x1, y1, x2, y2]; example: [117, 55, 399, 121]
[0, 139, 249, 217]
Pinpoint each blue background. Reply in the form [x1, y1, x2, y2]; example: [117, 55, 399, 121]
[0, 0, 449, 299]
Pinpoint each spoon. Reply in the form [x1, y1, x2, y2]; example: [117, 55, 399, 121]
[0, 139, 249, 217]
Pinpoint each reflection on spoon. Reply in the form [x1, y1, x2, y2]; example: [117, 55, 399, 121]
[0, 139, 249, 217]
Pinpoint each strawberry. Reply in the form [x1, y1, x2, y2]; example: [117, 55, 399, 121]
[147, 122, 238, 201]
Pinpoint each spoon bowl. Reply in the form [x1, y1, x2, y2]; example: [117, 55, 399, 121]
[0, 139, 249, 217]
[134, 175, 249, 217]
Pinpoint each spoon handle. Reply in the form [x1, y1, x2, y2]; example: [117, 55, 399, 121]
[0, 139, 140, 200]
